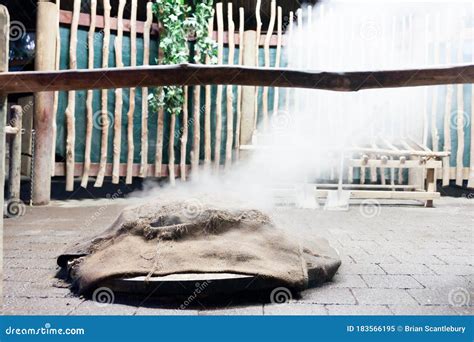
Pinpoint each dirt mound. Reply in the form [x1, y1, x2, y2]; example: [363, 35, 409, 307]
[58, 200, 341, 294]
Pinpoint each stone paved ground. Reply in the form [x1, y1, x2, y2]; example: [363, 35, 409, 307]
[2, 197, 473, 315]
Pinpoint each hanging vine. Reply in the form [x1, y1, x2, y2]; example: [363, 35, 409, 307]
[151, 0, 217, 115]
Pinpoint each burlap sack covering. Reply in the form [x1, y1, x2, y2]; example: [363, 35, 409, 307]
[58, 201, 341, 294]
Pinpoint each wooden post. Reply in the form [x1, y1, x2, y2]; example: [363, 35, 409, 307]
[51, 0, 61, 176]
[139, 1, 152, 178]
[253, 0, 262, 130]
[180, 87, 189, 181]
[240, 31, 257, 147]
[442, 42, 453, 187]
[272, 6, 282, 115]
[112, 0, 125, 184]
[234, 7, 244, 161]
[81, 0, 97, 188]
[126, 0, 137, 184]
[262, 0, 275, 130]
[425, 167, 436, 207]
[203, 16, 214, 169]
[64, 0, 80, 192]
[169, 114, 176, 185]
[94, 0, 111, 187]
[1, 6, 9, 263]
[285, 12, 294, 114]
[225, 3, 235, 169]
[214, 2, 224, 171]
[8, 106, 22, 200]
[33, 1, 58, 204]
[455, 31, 465, 186]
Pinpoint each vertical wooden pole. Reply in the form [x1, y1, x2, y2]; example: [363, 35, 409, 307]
[234, 7, 244, 160]
[203, 16, 214, 169]
[191, 81, 201, 176]
[225, 3, 235, 169]
[64, 0, 80, 192]
[155, 105, 164, 177]
[180, 87, 188, 180]
[253, 0, 262, 131]
[285, 12, 294, 114]
[468, 55, 474, 188]
[455, 31, 465, 186]
[81, 0, 97, 188]
[169, 114, 176, 185]
[272, 6, 282, 115]
[262, 0, 275, 130]
[0, 7, 9, 264]
[126, 0, 137, 184]
[111, 0, 125, 184]
[214, 2, 224, 172]
[430, 13, 441, 152]
[8, 106, 22, 200]
[94, 0, 111, 187]
[33, 1, 57, 204]
[442, 42, 453, 187]
[51, 0, 61, 176]
[140, 1, 152, 178]
[240, 31, 257, 147]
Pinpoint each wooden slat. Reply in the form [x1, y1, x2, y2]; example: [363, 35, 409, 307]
[261, 0, 275, 130]
[139, 1, 152, 179]
[442, 42, 453, 187]
[94, 0, 111, 188]
[253, 0, 262, 131]
[430, 13, 441, 152]
[81, 0, 97, 188]
[314, 190, 440, 201]
[214, 2, 224, 172]
[180, 86, 188, 181]
[125, 0, 137, 185]
[52, 0, 61, 176]
[64, 0, 80, 191]
[234, 7, 244, 161]
[111, 0, 125, 184]
[455, 31, 465, 186]
[204, 16, 214, 169]
[225, 3, 235, 169]
[272, 6, 282, 115]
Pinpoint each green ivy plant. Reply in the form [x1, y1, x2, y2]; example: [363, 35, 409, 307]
[150, 0, 217, 116]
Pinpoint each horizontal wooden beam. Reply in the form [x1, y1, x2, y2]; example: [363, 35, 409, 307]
[54, 162, 189, 178]
[314, 190, 440, 200]
[1, 63, 473, 95]
[59, 9, 160, 35]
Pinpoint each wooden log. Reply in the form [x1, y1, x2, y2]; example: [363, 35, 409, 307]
[469, 59, 474, 188]
[111, 0, 125, 184]
[253, 0, 262, 130]
[94, 0, 111, 187]
[139, 1, 152, 178]
[0, 4, 7, 304]
[203, 16, 214, 169]
[81, 0, 97, 188]
[455, 32, 465, 186]
[126, 0, 137, 184]
[169, 114, 176, 185]
[225, 3, 235, 170]
[234, 7, 244, 161]
[8, 106, 22, 200]
[214, 2, 224, 171]
[262, 0, 275, 130]
[64, 0, 80, 192]
[2, 64, 474, 94]
[272, 6, 282, 115]
[239, 31, 257, 147]
[180, 87, 188, 181]
[33, 1, 57, 204]
[285, 11, 294, 114]
[51, 0, 61, 176]
[430, 13, 441, 152]
[155, 104, 164, 177]
[442, 42, 453, 187]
